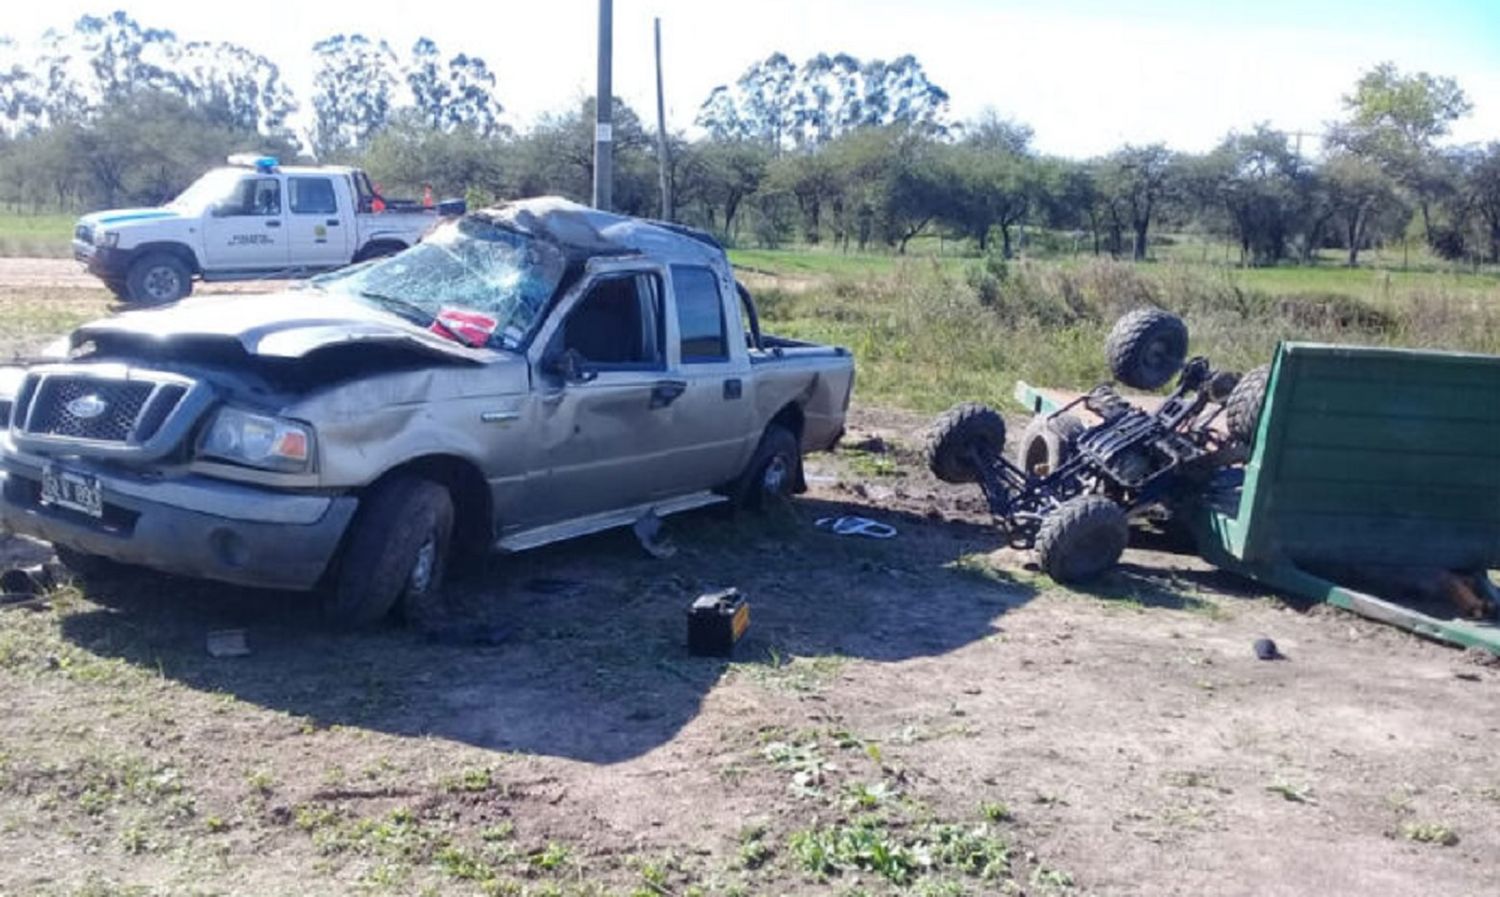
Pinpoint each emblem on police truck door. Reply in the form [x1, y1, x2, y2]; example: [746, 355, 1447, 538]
[66, 394, 108, 420]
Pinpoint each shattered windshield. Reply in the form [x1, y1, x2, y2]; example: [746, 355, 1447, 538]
[311, 217, 568, 351]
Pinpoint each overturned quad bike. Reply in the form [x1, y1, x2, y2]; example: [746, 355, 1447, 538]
[926, 308, 1269, 583]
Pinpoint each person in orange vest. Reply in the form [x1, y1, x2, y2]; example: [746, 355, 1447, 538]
[371, 182, 387, 213]
[422, 184, 434, 208]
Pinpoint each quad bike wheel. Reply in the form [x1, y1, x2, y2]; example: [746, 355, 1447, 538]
[1017, 413, 1085, 477]
[924, 402, 1007, 485]
[1225, 364, 1270, 447]
[1106, 308, 1190, 390]
[1035, 495, 1129, 583]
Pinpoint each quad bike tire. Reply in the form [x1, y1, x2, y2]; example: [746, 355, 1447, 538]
[1106, 308, 1190, 390]
[1035, 495, 1129, 583]
[925, 402, 1007, 485]
[1017, 413, 1086, 477]
[1225, 364, 1271, 447]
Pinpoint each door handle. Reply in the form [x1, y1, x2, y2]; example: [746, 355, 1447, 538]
[265, 219, 281, 228]
[650, 380, 688, 409]
[325, 219, 340, 227]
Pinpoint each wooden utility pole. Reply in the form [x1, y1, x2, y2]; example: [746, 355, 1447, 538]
[592, 0, 613, 211]
[653, 18, 672, 221]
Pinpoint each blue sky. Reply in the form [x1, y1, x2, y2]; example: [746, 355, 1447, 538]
[4, 1, 1497, 156]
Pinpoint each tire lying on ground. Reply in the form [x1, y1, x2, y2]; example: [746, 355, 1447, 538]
[1225, 364, 1270, 447]
[1106, 307, 1190, 390]
[1035, 494, 1129, 583]
[1017, 413, 1086, 477]
[925, 402, 1007, 485]
[324, 475, 454, 628]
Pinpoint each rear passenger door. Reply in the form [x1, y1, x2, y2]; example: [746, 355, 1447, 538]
[286, 176, 350, 269]
[665, 264, 755, 490]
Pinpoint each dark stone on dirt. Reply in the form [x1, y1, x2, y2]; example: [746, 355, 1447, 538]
[1254, 637, 1282, 660]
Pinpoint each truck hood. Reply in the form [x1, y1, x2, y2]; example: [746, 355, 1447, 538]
[80, 207, 183, 227]
[72, 290, 497, 364]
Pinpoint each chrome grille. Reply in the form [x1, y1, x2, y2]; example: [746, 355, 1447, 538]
[24, 377, 159, 443]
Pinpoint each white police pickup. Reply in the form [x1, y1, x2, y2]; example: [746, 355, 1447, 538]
[72, 155, 464, 304]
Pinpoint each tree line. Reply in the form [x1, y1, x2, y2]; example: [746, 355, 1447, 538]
[1, 11, 1497, 265]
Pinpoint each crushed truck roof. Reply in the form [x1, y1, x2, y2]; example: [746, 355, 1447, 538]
[473, 197, 726, 267]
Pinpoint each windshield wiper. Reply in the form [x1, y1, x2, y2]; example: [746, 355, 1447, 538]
[357, 290, 472, 347]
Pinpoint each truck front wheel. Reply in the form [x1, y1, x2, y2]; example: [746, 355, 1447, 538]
[125, 253, 193, 305]
[325, 476, 454, 628]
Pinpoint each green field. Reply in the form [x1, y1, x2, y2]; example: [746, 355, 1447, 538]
[0, 213, 74, 257]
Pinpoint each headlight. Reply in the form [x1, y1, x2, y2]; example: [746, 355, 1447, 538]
[199, 407, 314, 472]
[98, 231, 120, 248]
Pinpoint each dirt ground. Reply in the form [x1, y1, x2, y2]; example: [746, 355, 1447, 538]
[0, 271, 1497, 897]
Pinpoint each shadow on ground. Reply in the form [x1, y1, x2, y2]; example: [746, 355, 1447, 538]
[59, 497, 1040, 763]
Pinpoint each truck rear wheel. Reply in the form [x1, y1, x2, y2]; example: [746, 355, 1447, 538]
[325, 476, 454, 628]
[125, 253, 192, 305]
[1035, 495, 1128, 583]
[925, 403, 1006, 485]
[1106, 308, 1188, 390]
[729, 424, 802, 509]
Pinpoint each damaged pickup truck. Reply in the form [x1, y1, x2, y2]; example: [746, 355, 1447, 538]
[0, 198, 854, 625]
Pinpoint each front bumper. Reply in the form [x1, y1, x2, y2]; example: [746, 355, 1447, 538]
[72, 241, 132, 280]
[0, 457, 357, 592]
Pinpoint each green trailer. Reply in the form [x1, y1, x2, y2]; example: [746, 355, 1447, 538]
[1015, 341, 1500, 654]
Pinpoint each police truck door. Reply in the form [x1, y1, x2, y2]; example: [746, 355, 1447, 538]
[201, 175, 290, 271]
[286, 176, 350, 269]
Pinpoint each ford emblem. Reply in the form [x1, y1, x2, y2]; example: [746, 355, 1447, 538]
[66, 394, 109, 420]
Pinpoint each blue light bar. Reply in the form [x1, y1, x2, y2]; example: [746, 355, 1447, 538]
[227, 153, 279, 171]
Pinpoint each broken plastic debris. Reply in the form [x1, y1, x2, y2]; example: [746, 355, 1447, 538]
[632, 511, 678, 559]
[814, 516, 897, 539]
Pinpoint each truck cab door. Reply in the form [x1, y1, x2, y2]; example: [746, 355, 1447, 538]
[285, 175, 350, 269]
[201, 175, 290, 271]
[518, 264, 683, 525]
[661, 264, 756, 490]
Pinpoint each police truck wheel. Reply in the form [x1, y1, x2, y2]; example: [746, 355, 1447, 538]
[1225, 364, 1270, 447]
[125, 253, 192, 305]
[325, 476, 454, 628]
[1017, 413, 1085, 477]
[924, 403, 1007, 485]
[1106, 308, 1189, 390]
[1035, 495, 1129, 583]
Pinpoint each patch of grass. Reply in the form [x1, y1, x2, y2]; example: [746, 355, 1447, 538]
[531, 840, 573, 871]
[789, 819, 1013, 886]
[439, 765, 498, 793]
[1401, 822, 1459, 846]
[737, 824, 774, 870]
[731, 648, 849, 693]
[842, 780, 901, 810]
[979, 801, 1012, 823]
[839, 447, 903, 478]
[762, 738, 837, 798]
[0, 213, 74, 257]
[1265, 780, 1315, 804]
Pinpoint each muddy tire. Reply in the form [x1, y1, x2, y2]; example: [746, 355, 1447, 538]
[1017, 413, 1086, 477]
[325, 476, 454, 628]
[730, 424, 803, 509]
[124, 252, 192, 305]
[1035, 495, 1129, 583]
[1106, 308, 1189, 390]
[925, 403, 1007, 485]
[1225, 364, 1270, 446]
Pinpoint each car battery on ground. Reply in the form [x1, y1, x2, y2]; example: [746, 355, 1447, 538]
[687, 588, 750, 657]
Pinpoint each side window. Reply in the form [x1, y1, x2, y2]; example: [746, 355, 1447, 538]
[672, 265, 728, 362]
[559, 273, 664, 368]
[217, 177, 281, 217]
[289, 177, 338, 215]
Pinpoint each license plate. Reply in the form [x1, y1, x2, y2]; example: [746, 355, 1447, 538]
[40, 464, 104, 518]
